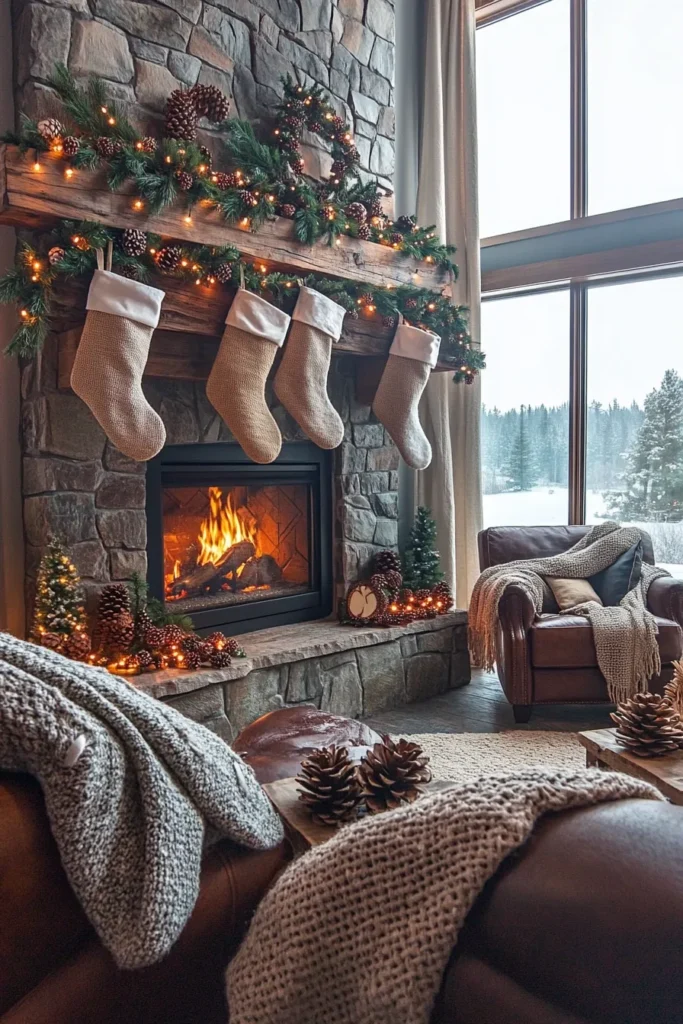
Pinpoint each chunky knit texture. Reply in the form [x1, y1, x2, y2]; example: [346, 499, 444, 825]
[227, 769, 660, 1024]
[0, 634, 283, 969]
[469, 522, 674, 703]
[372, 353, 433, 469]
[273, 320, 344, 450]
[207, 323, 282, 464]
[71, 310, 166, 462]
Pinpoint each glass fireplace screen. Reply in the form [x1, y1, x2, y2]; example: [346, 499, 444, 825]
[162, 483, 311, 614]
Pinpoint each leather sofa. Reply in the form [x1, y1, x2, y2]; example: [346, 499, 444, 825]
[2, 705, 683, 1023]
[478, 525, 683, 722]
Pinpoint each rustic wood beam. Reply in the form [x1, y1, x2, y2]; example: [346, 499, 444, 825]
[0, 145, 446, 292]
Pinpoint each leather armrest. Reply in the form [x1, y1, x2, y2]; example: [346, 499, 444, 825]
[647, 576, 683, 627]
[496, 585, 536, 706]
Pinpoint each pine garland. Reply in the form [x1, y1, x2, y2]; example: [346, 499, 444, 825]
[0, 65, 485, 382]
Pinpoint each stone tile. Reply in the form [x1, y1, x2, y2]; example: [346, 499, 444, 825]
[377, 105, 395, 139]
[197, 64, 235, 104]
[342, 541, 377, 582]
[188, 26, 234, 72]
[286, 660, 324, 702]
[366, 445, 399, 471]
[96, 0, 192, 49]
[359, 471, 390, 495]
[278, 35, 329, 85]
[361, 64, 390, 105]
[252, 0, 300, 33]
[260, 12, 280, 46]
[365, 0, 394, 42]
[406, 653, 449, 702]
[353, 423, 384, 448]
[340, 442, 366, 474]
[158, 0, 202, 21]
[400, 635, 418, 658]
[96, 509, 146, 549]
[370, 135, 394, 176]
[96, 473, 146, 509]
[343, 494, 371, 510]
[344, 503, 377, 543]
[295, 30, 333, 62]
[130, 38, 168, 64]
[450, 649, 472, 689]
[350, 89, 380, 124]
[253, 35, 295, 89]
[331, 7, 344, 43]
[104, 445, 146, 474]
[224, 667, 285, 733]
[355, 117, 377, 139]
[16, 4, 71, 87]
[358, 640, 405, 714]
[373, 518, 397, 546]
[331, 44, 361, 93]
[202, 5, 252, 64]
[22, 457, 101, 494]
[203, 713, 235, 744]
[355, 135, 371, 169]
[166, 683, 225, 720]
[24, 492, 97, 547]
[70, 20, 134, 82]
[70, 539, 109, 579]
[215, 0, 260, 29]
[110, 548, 147, 579]
[321, 660, 363, 717]
[371, 491, 398, 518]
[45, 393, 106, 460]
[168, 51, 201, 84]
[342, 474, 360, 495]
[22, 399, 47, 454]
[135, 59, 181, 111]
[341, 18, 374, 65]
[338, 0, 364, 19]
[300, 0, 331, 30]
[369, 36, 394, 82]
[417, 629, 454, 654]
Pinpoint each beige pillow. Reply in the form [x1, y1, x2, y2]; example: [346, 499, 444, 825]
[546, 577, 603, 611]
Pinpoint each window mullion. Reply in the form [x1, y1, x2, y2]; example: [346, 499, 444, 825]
[568, 282, 587, 524]
[570, 0, 587, 219]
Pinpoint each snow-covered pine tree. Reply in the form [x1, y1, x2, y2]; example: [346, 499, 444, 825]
[31, 539, 88, 651]
[608, 369, 683, 523]
[402, 506, 444, 590]
[503, 405, 539, 492]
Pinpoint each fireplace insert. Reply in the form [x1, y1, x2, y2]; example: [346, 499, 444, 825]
[146, 442, 333, 635]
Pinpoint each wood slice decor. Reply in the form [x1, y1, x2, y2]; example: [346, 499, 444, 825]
[346, 582, 386, 622]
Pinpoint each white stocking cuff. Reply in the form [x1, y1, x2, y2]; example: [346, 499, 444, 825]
[226, 288, 291, 347]
[292, 286, 347, 342]
[87, 270, 165, 329]
[389, 323, 441, 368]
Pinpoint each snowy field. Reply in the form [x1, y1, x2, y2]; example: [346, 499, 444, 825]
[483, 487, 683, 577]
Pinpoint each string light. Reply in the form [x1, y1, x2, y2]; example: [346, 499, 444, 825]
[135, 140, 144, 150]
[32, 161, 41, 172]
[165, 155, 172, 164]
[133, 199, 144, 211]
[183, 214, 192, 225]
[181, 259, 188, 267]
[107, 116, 116, 126]
[240, 217, 250, 227]
[52, 142, 63, 154]
[32, 260, 41, 272]
[65, 168, 74, 179]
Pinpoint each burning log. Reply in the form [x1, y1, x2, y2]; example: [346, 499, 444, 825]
[221, 540, 255, 575]
[256, 555, 282, 585]
[170, 539, 256, 595]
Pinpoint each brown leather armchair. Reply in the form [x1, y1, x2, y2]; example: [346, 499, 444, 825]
[478, 525, 683, 722]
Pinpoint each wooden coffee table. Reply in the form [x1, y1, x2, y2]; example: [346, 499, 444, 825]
[578, 728, 683, 805]
[264, 776, 456, 853]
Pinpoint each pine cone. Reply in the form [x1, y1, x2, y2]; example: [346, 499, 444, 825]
[390, 232, 403, 245]
[212, 171, 237, 190]
[155, 245, 182, 272]
[359, 736, 432, 814]
[359, 292, 374, 306]
[345, 201, 367, 224]
[330, 160, 346, 179]
[40, 630, 64, 652]
[98, 582, 130, 621]
[384, 569, 403, 591]
[611, 692, 683, 757]
[136, 649, 155, 671]
[331, 115, 345, 131]
[144, 625, 165, 648]
[396, 214, 417, 232]
[165, 88, 198, 141]
[180, 633, 202, 652]
[191, 83, 230, 123]
[207, 630, 227, 648]
[296, 745, 362, 826]
[382, 314, 396, 328]
[37, 118, 64, 143]
[118, 264, 140, 280]
[405, 297, 418, 310]
[62, 136, 80, 157]
[210, 650, 232, 668]
[133, 608, 153, 643]
[160, 624, 185, 646]
[141, 136, 157, 153]
[106, 611, 135, 650]
[184, 649, 201, 670]
[370, 572, 391, 593]
[223, 637, 241, 657]
[432, 580, 453, 609]
[399, 588, 414, 604]
[373, 550, 401, 575]
[357, 223, 371, 241]
[176, 170, 194, 191]
[367, 197, 383, 218]
[64, 629, 91, 661]
[48, 246, 66, 266]
[121, 228, 147, 257]
[95, 136, 116, 158]
[280, 203, 296, 218]
[214, 262, 233, 284]
[239, 189, 259, 208]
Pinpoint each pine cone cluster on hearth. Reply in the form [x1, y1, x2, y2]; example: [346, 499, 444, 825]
[373, 550, 401, 575]
[611, 690, 683, 758]
[297, 745, 362, 826]
[359, 736, 432, 813]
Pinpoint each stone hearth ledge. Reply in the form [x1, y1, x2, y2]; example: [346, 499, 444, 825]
[136, 612, 467, 700]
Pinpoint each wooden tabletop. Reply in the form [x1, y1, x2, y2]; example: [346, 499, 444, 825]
[578, 728, 683, 805]
[264, 776, 457, 852]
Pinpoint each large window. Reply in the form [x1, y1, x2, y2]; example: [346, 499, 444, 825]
[477, 0, 683, 575]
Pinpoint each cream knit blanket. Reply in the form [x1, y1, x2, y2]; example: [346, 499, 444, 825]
[226, 770, 661, 1023]
[469, 522, 672, 703]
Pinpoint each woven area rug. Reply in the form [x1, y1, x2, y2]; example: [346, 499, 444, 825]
[403, 732, 585, 784]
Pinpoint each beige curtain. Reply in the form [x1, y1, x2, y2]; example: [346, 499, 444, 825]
[415, 0, 482, 609]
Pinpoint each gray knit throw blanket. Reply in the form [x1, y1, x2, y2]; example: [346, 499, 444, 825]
[227, 769, 661, 1024]
[0, 633, 283, 969]
[469, 521, 672, 703]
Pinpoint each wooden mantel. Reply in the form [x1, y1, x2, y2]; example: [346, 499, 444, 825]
[0, 144, 447, 291]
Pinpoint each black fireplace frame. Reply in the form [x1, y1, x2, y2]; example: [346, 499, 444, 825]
[146, 441, 333, 636]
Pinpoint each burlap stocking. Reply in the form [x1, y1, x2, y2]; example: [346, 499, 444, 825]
[372, 323, 441, 470]
[273, 286, 345, 449]
[207, 288, 291, 464]
[70, 265, 166, 462]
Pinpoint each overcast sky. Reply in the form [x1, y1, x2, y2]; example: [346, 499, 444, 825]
[476, 0, 683, 414]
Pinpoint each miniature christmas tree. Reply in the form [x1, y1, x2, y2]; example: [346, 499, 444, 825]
[401, 506, 444, 591]
[32, 539, 90, 657]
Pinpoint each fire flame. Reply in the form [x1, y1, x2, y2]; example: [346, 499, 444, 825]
[197, 487, 259, 566]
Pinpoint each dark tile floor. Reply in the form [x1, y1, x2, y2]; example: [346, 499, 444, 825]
[364, 669, 614, 735]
